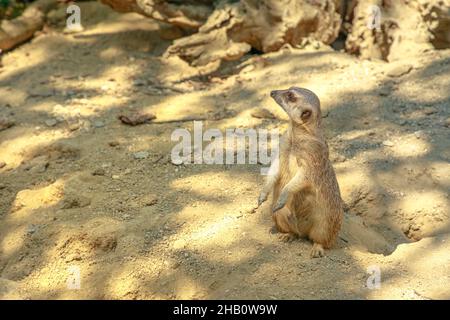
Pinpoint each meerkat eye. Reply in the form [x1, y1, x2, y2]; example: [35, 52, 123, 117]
[286, 91, 297, 102]
[301, 110, 312, 119]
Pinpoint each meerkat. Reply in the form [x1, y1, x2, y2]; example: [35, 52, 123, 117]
[258, 87, 343, 258]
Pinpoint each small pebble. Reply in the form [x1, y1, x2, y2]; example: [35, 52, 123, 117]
[92, 168, 106, 176]
[133, 151, 149, 160]
[26, 224, 38, 235]
[45, 119, 58, 127]
[423, 107, 437, 115]
[94, 120, 105, 128]
[68, 122, 80, 131]
[383, 140, 394, 147]
[414, 131, 425, 139]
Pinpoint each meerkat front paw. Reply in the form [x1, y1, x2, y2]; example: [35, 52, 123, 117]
[272, 191, 288, 213]
[310, 243, 325, 258]
[257, 192, 268, 207]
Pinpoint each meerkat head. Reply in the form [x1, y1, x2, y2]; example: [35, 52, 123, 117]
[270, 87, 321, 128]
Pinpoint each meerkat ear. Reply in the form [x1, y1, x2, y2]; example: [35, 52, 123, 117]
[301, 110, 312, 120]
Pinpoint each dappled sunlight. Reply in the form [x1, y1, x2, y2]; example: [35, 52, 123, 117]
[0, 130, 68, 169]
[334, 165, 374, 200]
[429, 161, 450, 186]
[82, 12, 159, 35]
[144, 93, 217, 122]
[7, 180, 64, 220]
[105, 267, 146, 299]
[187, 214, 241, 246]
[171, 277, 207, 299]
[388, 134, 430, 158]
[368, 234, 450, 299]
[0, 86, 28, 107]
[397, 191, 448, 216]
[0, 225, 26, 258]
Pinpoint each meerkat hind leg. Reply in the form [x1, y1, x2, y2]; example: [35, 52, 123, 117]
[310, 243, 325, 258]
[308, 222, 328, 258]
[272, 207, 301, 237]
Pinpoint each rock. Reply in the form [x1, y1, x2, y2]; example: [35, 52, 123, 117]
[0, 161, 6, 169]
[45, 118, 58, 127]
[160, 0, 341, 66]
[133, 79, 147, 87]
[0, 116, 15, 131]
[173, 239, 186, 250]
[140, 194, 158, 206]
[332, 154, 346, 163]
[414, 131, 426, 139]
[250, 108, 276, 119]
[26, 224, 38, 235]
[68, 121, 81, 131]
[24, 155, 49, 173]
[30, 162, 49, 174]
[246, 206, 257, 214]
[133, 151, 149, 160]
[383, 140, 395, 147]
[108, 141, 120, 147]
[387, 64, 413, 78]
[422, 107, 437, 115]
[378, 87, 390, 96]
[118, 112, 156, 126]
[92, 168, 106, 176]
[112, 175, 120, 180]
[93, 120, 105, 128]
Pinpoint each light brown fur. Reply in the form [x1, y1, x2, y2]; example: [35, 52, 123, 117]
[258, 87, 343, 257]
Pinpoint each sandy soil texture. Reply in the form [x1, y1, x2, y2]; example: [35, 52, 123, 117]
[0, 2, 449, 299]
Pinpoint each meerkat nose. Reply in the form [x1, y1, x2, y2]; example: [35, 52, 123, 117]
[270, 90, 277, 97]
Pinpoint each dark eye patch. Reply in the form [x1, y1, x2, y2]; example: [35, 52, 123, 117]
[286, 91, 297, 102]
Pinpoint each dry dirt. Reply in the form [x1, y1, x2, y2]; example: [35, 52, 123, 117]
[0, 2, 449, 300]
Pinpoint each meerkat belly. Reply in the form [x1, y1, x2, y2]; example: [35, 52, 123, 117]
[274, 154, 298, 196]
[275, 154, 315, 218]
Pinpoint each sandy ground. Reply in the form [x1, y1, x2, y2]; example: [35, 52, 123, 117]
[0, 2, 449, 299]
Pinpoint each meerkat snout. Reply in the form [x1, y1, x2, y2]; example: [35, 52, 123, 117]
[270, 87, 321, 126]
